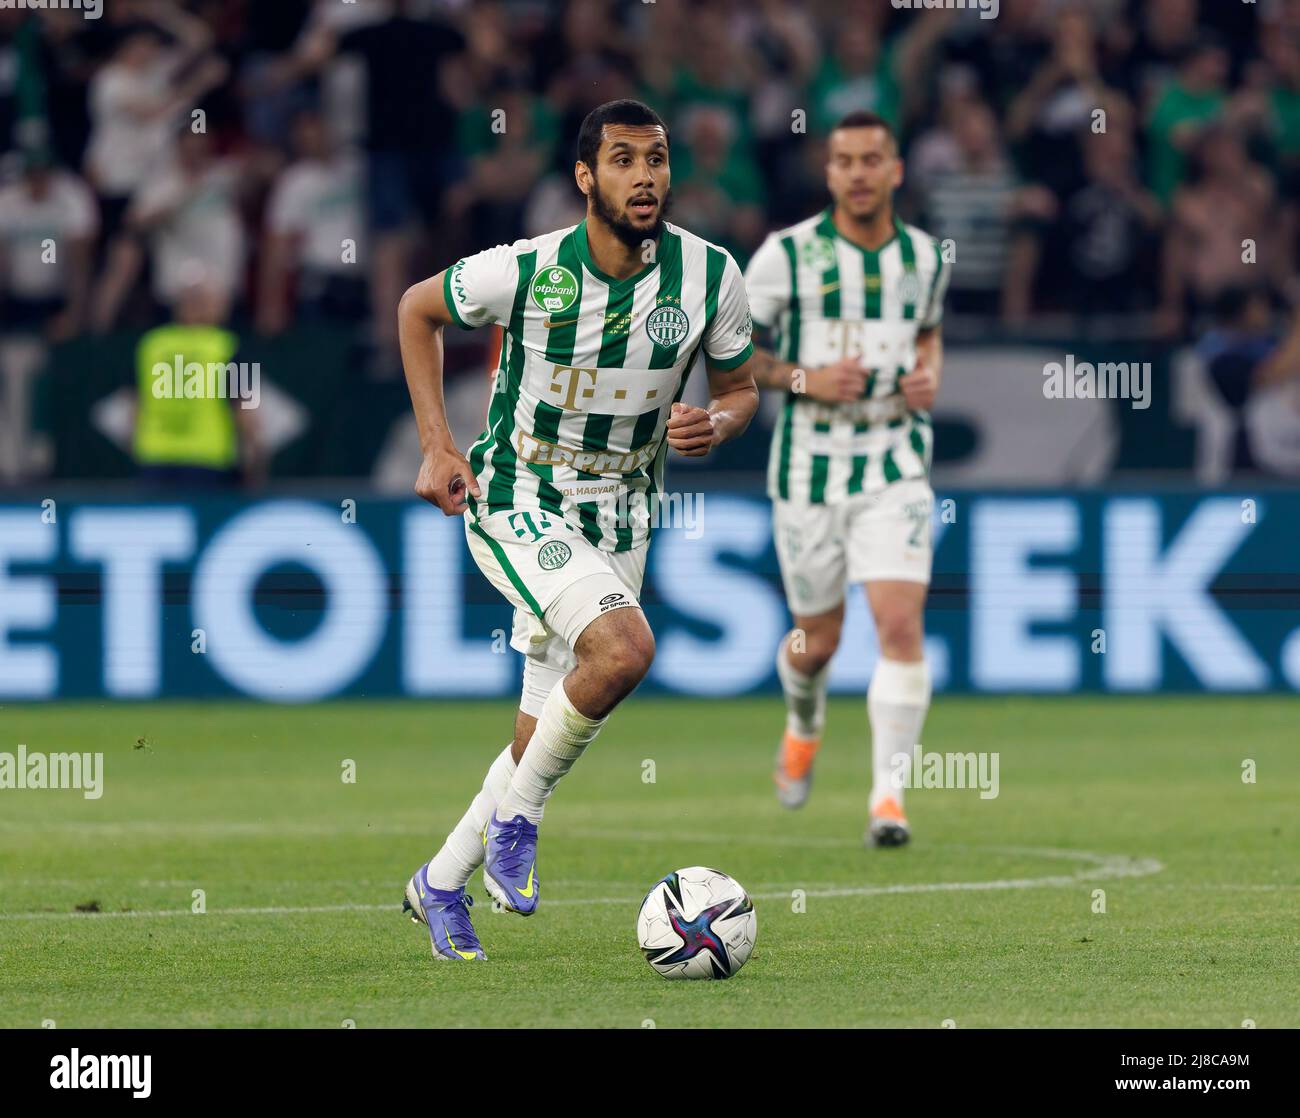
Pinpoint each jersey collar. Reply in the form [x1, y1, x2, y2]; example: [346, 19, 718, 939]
[574, 218, 660, 292]
[819, 207, 902, 258]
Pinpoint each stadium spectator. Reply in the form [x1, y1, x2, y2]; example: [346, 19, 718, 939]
[0, 147, 97, 339]
[92, 128, 245, 331]
[450, 83, 561, 250]
[1145, 33, 1230, 205]
[284, 0, 467, 356]
[257, 108, 367, 335]
[1159, 125, 1281, 338]
[1004, 7, 1126, 198]
[1199, 289, 1300, 477]
[909, 96, 1023, 316]
[667, 105, 767, 259]
[131, 276, 262, 489]
[1059, 113, 1163, 318]
[1123, 0, 1202, 115]
[82, 1, 227, 243]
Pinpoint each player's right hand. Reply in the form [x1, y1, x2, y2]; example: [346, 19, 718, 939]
[414, 447, 482, 516]
[801, 358, 867, 403]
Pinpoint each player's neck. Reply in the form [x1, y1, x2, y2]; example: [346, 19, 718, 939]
[831, 205, 896, 253]
[583, 215, 656, 281]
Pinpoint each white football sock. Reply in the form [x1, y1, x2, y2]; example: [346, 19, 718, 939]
[776, 634, 828, 739]
[425, 744, 516, 891]
[496, 680, 605, 824]
[868, 658, 931, 810]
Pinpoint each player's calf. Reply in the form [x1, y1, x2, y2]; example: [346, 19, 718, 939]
[774, 613, 840, 808]
[487, 599, 653, 915]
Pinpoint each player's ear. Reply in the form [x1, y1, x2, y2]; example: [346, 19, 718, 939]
[574, 160, 592, 199]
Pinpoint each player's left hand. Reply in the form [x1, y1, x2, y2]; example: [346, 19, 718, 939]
[667, 402, 716, 457]
[899, 362, 940, 411]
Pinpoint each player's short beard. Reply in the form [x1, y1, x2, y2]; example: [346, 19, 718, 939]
[589, 171, 673, 251]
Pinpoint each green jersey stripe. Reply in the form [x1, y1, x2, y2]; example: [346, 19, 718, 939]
[882, 448, 901, 484]
[863, 245, 881, 319]
[576, 500, 602, 547]
[617, 405, 664, 552]
[776, 397, 794, 500]
[779, 235, 801, 362]
[543, 231, 583, 365]
[809, 454, 830, 502]
[815, 214, 841, 319]
[596, 282, 635, 368]
[704, 245, 725, 322]
[648, 229, 684, 369]
[897, 221, 917, 321]
[469, 519, 543, 617]
[473, 248, 535, 515]
[527, 399, 567, 515]
[848, 452, 869, 494]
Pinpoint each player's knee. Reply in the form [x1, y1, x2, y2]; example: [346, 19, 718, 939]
[789, 620, 841, 671]
[603, 622, 655, 694]
[874, 609, 923, 660]
[579, 609, 654, 696]
[803, 627, 841, 668]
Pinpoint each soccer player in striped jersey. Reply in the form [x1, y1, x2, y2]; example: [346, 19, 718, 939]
[745, 110, 950, 847]
[397, 99, 758, 960]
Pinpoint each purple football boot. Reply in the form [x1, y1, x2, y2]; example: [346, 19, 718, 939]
[482, 813, 540, 916]
[402, 864, 486, 960]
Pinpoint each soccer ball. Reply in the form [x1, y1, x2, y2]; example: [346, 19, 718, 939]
[636, 867, 757, 979]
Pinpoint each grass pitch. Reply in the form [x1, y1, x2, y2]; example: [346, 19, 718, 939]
[2, 696, 1297, 1029]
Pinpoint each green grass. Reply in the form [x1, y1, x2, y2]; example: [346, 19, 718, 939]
[1, 696, 1297, 1028]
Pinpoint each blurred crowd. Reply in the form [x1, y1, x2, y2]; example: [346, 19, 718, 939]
[1, 0, 1297, 348]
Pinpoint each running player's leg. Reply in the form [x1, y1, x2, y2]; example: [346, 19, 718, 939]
[848, 479, 934, 846]
[772, 499, 847, 807]
[495, 582, 653, 822]
[419, 639, 564, 896]
[484, 576, 653, 914]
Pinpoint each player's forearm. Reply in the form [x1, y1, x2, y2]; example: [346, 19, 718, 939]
[398, 283, 456, 455]
[749, 345, 800, 391]
[916, 328, 943, 379]
[707, 382, 759, 447]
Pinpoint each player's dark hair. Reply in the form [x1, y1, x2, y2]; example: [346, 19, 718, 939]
[831, 110, 898, 153]
[577, 99, 669, 169]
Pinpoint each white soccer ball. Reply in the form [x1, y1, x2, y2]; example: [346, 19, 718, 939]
[636, 867, 757, 979]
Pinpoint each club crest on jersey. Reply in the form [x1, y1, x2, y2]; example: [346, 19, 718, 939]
[646, 304, 689, 347]
[800, 236, 837, 273]
[537, 540, 572, 570]
[898, 269, 923, 306]
[531, 265, 579, 313]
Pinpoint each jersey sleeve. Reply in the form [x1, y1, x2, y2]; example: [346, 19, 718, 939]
[920, 245, 951, 330]
[442, 242, 522, 330]
[703, 251, 754, 370]
[743, 234, 791, 330]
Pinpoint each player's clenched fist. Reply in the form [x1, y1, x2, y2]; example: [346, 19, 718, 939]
[415, 446, 482, 515]
[898, 361, 939, 411]
[666, 402, 716, 457]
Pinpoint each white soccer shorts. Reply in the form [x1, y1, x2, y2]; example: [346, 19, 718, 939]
[465, 509, 647, 716]
[772, 478, 933, 617]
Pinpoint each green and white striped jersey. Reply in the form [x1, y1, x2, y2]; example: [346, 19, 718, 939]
[745, 209, 950, 505]
[445, 219, 753, 551]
